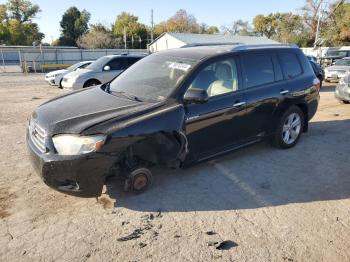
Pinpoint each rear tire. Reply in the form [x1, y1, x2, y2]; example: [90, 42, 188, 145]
[272, 106, 305, 149]
[342, 100, 350, 104]
[83, 79, 101, 88]
[58, 79, 63, 89]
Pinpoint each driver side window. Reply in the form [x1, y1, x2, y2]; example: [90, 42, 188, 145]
[106, 58, 125, 71]
[189, 58, 239, 98]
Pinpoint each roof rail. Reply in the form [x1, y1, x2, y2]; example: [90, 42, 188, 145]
[231, 43, 299, 51]
[181, 42, 242, 48]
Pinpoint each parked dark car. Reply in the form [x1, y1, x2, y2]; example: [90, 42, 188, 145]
[335, 74, 350, 104]
[26, 44, 320, 197]
[309, 60, 324, 87]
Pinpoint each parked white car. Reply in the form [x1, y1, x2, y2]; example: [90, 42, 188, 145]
[324, 58, 350, 82]
[61, 54, 146, 90]
[44, 61, 93, 87]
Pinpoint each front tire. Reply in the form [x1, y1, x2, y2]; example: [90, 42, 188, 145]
[272, 106, 304, 149]
[123, 167, 153, 194]
[83, 79, 101, 88]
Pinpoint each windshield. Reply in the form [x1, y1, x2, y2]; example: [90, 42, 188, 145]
[67, 62, 90, 71]
[86, 56, 111, 71]
[335, 59, 350, 66]
[326, 50, 348, 57]
[109, 54, 197, 101]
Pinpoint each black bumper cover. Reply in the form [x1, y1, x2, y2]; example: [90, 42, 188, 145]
[26, 131, 117, 198]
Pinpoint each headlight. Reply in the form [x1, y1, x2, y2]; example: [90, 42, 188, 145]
[52, 134, 106, 155]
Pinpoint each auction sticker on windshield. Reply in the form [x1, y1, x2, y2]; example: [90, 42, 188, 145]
[169, 62, 191, 71]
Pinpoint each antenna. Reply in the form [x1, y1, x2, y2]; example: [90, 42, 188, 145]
[150, 9, 154, 43]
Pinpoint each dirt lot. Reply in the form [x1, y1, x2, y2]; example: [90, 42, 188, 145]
[0, 73, 349, 262]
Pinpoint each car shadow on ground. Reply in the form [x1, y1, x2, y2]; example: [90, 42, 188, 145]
[105, 119, 350, 212]
[320, 84, 336, 92]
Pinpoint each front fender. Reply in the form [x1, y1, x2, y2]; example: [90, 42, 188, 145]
[86, 103, 188, 167]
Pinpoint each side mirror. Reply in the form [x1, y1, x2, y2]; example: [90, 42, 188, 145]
[183, 88, 209, 104]
[103, 65, 111, 71]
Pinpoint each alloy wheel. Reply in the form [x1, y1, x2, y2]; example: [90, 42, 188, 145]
[282, 113, 301, 145]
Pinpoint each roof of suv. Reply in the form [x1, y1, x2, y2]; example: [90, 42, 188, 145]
[157, 43, 299, 61]
[104, 53, 147, 59]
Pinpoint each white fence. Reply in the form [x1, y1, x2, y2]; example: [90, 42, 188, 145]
[0, 46, 148, 73]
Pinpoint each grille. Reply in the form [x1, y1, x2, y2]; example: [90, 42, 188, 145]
[29, 120, 47, 153]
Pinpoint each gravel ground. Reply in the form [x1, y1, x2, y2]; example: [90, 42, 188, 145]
[0, 73, 350, 262]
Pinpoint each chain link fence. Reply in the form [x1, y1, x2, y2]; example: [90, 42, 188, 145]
[0, 46, 148, 73]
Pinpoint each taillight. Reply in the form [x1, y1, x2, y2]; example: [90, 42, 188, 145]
[313, 78, 321, 91]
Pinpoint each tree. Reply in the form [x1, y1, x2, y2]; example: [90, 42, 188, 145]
[253, 14, 278, 38]
[6, 0, 40, 22]
[113, 12, 147, 48]
[223, 20, 252, 36]
[77, 24, 117, 49]
[58, 7, 90, 46]
[322, 2, 350, 45]
[206, 25, 220, 34]
[0, 0, 43, 45]
[163, 9, 199, 33]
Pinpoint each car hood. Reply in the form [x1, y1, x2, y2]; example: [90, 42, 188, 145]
[326, 65, 350, 71]
[46, 69, 68, 77]
[32, 87, 158, 135]
[64, 68, 94, 79]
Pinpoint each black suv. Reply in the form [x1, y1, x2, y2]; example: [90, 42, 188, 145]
[26, 44, 320, 197]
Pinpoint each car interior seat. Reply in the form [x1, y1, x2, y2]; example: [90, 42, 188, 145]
[208, 63, 237, 97]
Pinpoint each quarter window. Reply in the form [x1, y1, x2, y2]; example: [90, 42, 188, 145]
[189, 58, 239, 98]
[279, 53, 302, 79]
[241, 54, 275, 88]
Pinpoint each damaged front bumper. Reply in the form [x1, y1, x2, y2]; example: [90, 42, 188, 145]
[26, 130, 117, 197]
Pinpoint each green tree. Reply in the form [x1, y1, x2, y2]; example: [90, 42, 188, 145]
[6, 0, 40, 22]
[0, 0, 43, 45]
[206, 25, 219, 34]
[58, 7, 90, 46]
[253, 14, 277, 38]
[113, 12, 147, 48]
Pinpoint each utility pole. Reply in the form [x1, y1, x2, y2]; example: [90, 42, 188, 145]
[139, 36, 142, 49]
[131, 35, 134, 49]
[150, 9, 154, 43]
[314, 0, 324, 47]
[123, 26, 127, 49]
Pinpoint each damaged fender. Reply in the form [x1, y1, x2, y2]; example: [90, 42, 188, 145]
[84, 103, 189, 168]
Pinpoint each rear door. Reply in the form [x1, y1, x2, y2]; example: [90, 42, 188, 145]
[239, 52, 284, 138]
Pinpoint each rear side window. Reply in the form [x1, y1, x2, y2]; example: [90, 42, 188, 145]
[241, 54, 275, 88]
[279, 53, 302, 79]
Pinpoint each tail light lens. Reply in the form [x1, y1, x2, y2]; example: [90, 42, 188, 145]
[313, 78, 321, 91]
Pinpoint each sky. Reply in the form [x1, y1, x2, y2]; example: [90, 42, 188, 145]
[2, 0, 306, 43]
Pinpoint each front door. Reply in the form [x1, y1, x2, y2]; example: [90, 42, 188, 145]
[184, 57, 248, 161]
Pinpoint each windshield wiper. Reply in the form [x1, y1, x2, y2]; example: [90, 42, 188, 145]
[111, 91, 143, 102]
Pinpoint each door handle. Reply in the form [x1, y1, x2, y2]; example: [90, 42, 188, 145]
[280, 90, 289, 95]
[232, 101, 246, 107]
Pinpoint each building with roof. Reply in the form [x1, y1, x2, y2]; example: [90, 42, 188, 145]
[148, 32, 278, 53]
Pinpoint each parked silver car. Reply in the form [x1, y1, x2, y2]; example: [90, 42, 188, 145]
[45, 61, 93, 87]
[324, 58, 350, 82]
[335, 74, 350, 104]
[61, 54, 146, 90]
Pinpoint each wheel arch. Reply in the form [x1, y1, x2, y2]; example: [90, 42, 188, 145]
[83, 78, 102, 88]
[270, 101, 309, 134]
